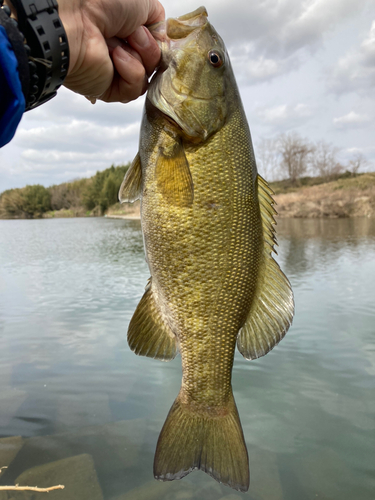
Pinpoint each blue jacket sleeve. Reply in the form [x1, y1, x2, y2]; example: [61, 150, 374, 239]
[0, 25, 25, 148]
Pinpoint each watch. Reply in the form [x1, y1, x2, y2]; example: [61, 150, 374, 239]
[0, 0, 69, 110]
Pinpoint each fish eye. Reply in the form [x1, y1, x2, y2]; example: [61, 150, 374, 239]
[208, 50, 224, 68]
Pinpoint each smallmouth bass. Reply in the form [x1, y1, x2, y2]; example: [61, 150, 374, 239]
[120, 6, 294, 492]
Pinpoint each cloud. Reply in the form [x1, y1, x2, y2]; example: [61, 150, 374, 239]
[229, 47, 299, 85]
[4, 147, 133, 186]
[198, 0, 370, 55]
[0, 86, 143, 189]
[255, 103, 313, 130]
[274, 0, 369, 54]
[162, 0, 371, 84]
[30, 87, 145, 127]
[17, 120, 139, 153]
[328, 20, 375, 94]
[4, 115, 140, 186]
[20, 149, 130, 167]
[333, 111, 371, 128]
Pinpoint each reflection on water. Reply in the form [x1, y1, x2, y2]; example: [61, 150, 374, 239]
[279, 217, 375, 278]
[0, 218, 374, 499]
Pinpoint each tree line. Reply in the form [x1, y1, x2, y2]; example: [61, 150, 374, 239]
[0, 163, 129, 219]
[0, 132, 371, 219]
[256, 132, 369, 184]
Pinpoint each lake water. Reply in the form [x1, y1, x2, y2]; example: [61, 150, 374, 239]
[0, 217, 374, 500]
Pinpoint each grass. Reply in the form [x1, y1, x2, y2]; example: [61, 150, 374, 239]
[268, 171, 366, 194]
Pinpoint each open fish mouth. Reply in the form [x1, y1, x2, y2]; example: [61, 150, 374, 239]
[147, 7, 213, 139]
[148, 5, 209, 70]
[148, 6, 208, 47]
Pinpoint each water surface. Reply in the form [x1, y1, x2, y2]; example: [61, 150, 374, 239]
[0, 217, 374, 499]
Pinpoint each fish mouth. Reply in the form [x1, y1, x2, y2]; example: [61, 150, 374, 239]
[148, 6, 208, 46]
[148, 6, 208, 64]
[147, 7, 210, 140]
[176, 6, 208, 22]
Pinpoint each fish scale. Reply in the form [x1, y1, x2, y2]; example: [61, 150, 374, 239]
[119, 6, 294, 492]
[144, 112, 259, 406]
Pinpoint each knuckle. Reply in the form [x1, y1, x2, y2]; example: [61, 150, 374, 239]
[127, 64, 146, 85]
[120, 81, 143, 103]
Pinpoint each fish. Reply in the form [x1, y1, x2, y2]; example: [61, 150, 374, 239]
[119, 6, 294, 493]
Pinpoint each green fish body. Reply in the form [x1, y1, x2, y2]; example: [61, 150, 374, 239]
[120, 6, 294, 492]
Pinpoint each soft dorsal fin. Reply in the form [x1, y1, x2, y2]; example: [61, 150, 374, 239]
[128, 279, 178, 361]
[119, 153, 142, 203]
[155, 139, 194, 207]
[237, 175, 294, 360]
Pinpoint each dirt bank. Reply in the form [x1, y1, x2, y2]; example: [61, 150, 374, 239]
[274, 173, 375, 218]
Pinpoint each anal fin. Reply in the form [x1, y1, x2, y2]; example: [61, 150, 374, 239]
[128, 279, 178, 361]
[237, 175, 294, 360]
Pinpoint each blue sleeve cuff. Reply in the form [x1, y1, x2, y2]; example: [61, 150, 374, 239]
[0, 25, 25, 148]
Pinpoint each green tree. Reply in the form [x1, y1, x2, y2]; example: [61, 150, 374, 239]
[0, 189, 27, 217]
[0, 163, 131, 219]
[99, 174, 119, 212]
[22, 185, 51, 216]
[82, 164, 129, 213]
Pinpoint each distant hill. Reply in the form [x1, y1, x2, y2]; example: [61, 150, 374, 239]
[1, 167, 374, 219]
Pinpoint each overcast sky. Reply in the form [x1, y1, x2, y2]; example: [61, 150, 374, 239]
[1, 0, 374, 192]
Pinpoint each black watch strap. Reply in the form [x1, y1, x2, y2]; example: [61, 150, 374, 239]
[10, 0, 69, 110]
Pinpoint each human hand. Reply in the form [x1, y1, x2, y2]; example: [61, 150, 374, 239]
[58, 0, 165, 103]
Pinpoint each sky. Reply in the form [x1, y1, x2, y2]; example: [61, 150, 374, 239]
[1, 0, 375, 192]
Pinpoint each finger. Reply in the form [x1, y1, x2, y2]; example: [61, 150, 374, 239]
[127, 26, 161, 77]
[101, 45, 147, 103]
[98, 0, 165, 39]
[106, 37, 143, 66]
[146, 0, 165, 25]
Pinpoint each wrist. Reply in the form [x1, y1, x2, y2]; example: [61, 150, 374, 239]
[57, 0, 83, 78]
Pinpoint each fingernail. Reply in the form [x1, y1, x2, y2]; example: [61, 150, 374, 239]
[131, 26, 150, 48]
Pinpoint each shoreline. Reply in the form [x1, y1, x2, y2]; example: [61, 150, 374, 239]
[2, 173, 374, 220]
[104, 214, 140, 220]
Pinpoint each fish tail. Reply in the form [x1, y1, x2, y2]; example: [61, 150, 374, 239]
[154, 390, 249, 492]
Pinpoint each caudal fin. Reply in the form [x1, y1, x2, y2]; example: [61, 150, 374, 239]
[154, 391, 249, 492]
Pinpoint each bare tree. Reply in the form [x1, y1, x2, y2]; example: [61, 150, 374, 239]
[310, 140, 343, 178]
[277, 133, 314, 183]
[255, 137, 281, 180]
[347, 152, 368, 175]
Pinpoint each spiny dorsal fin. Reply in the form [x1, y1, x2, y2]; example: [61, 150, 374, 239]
[119, 153, 142, 203]
[128, 279, 178, 361]
[237, 175, 294, 360]
[155, 139, 194, 207]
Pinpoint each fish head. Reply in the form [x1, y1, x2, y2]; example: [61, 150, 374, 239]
[148, 7, 231, 141]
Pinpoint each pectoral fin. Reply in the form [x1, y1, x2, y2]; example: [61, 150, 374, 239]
[119, 153, 142, 203]
[156, 140, 194, 207]
[237, 175, 294, 360]
[128, 279, 178, 361]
